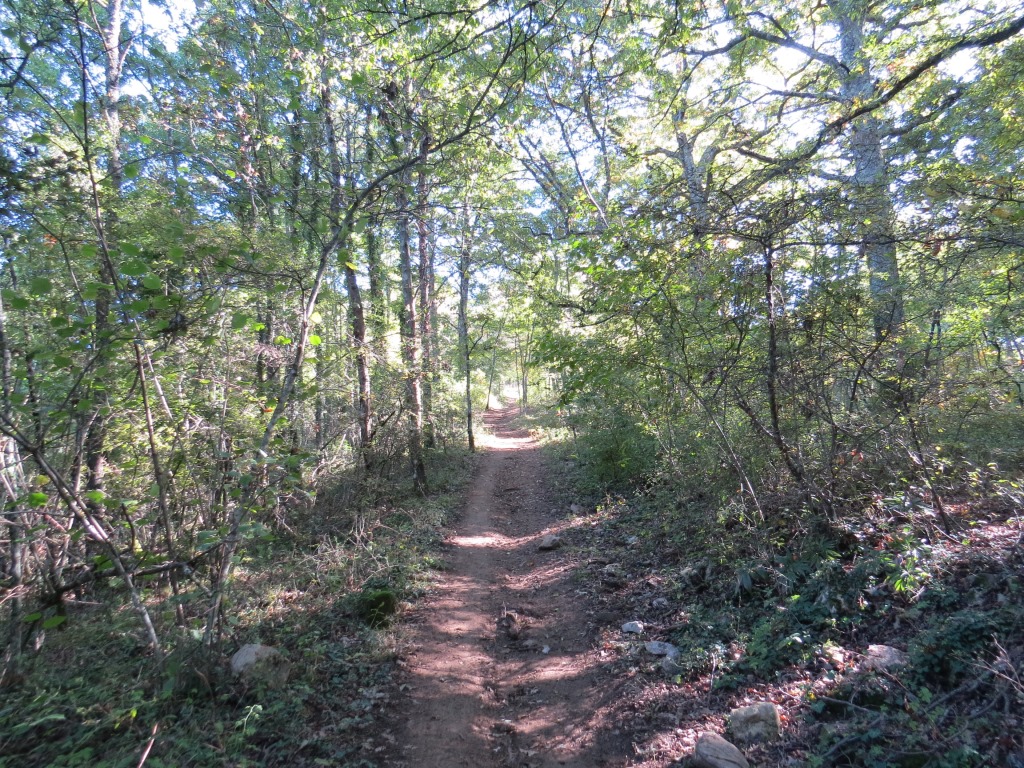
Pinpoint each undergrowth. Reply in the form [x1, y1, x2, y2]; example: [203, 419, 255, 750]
[0, 448, 475, 768]
[537, 406, 1024, 767]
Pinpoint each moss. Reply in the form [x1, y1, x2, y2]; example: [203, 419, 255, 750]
[355, 588, 399, 628]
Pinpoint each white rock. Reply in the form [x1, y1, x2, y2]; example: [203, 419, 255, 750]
[570, 503, 584, 515]
[662, 655, 683, 675]
[693, 732, 749, 768]
[622, 621, 644, 634]
[644, 640, 680, 658]
[860, 644, 909, 672]
[230, 643, 290, 689]
[824, 645, 846, 667]
[538, 534, 562, 551]
[728, 701, 781, 744]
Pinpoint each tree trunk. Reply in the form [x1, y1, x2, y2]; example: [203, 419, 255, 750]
[486, 316, 505, 411]
[416, 163, 436, 448]
[397, 170, 428, 492]
[84, 0, 128, 512]
[0, 283, 25, 669]
[345, 262, 372, 466]
[458, 201, 475, 452]
[323, 70, 373, 466]
[286, 111, 303, 239]
[385, 80, 428, 493]
[832, 2, 904, 341]
[364, 109, 388, 368]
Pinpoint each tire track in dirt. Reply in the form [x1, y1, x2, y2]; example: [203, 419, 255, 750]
[387, 408, 632, 768]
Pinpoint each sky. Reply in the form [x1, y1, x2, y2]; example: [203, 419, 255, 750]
[139, 0, 197, 53]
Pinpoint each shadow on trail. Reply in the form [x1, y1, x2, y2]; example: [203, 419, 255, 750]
[388, 406, 633, 768]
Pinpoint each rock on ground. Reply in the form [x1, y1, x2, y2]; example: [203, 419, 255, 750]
[728, 701, 781, 744]
[601, 563, 628, 589]
[230, 643, 290, 689]
[692, 732, 749, 768]
[538, 534, 562, 551]
[644, 640, 680, 658]
[859, 644, 909, 672]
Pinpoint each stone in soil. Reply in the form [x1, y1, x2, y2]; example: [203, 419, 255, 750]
[692, 732, 749, 768]
[859, 644, 909, 672]
[728, 701, 781, 744]
[538, 534, 562, 551]
[644, 640, 680, 658]
[601, 564, 627, 588]
[230, 644, 290, 689]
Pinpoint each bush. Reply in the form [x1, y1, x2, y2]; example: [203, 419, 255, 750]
[354, 584, 399, 628]
[908, 609, 998, 687]
[574, 408, 658, 489]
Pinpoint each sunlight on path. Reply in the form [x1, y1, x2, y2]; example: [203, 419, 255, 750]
[389, 407, 630, 768]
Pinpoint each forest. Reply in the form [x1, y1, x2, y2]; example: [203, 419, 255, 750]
[1, 0, 1023, 765]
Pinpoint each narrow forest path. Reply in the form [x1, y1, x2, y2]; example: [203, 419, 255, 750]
[386, 407, 633, 768]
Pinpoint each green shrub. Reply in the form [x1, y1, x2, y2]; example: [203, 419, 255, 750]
[908, 609, 997, 687]
[575, 410, 658, 489]
[354, 586, 399, 628]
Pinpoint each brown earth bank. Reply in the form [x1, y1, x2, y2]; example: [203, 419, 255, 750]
[385, 407, 634, 768]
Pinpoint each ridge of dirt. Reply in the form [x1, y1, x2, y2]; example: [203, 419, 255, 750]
[386, 408, 633, 768]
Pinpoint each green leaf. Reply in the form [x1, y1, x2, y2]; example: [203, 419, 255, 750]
[124, 163, 140, 179]
[142, 274, 163, 291]
[81, 244, 97, 258]
[22, 612, 43, 623]
[27, 492, 48, 508]
[30, 277, 53, 295]
[224, 168, 237, 179]
[81, 281, 111, 300]
[2, 289, 30, 310]
[168, 245, 185, 261]
[231, 312, 250, 330]
[273, 334, 292, 345]
[122, 260, 148, 276]
[309, 334, 322, 346]
[121, 243, 142, 257]
[84, 489, 106, 503]
[42, 615, 68, 629]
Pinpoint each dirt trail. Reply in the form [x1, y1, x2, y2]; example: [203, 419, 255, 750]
[388, 408, 632, 768]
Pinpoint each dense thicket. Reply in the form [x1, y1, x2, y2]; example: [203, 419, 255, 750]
[525, 0, 1024, 525]
[1, 0, 1022, 675]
